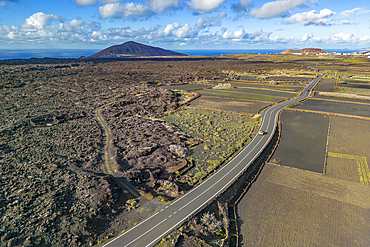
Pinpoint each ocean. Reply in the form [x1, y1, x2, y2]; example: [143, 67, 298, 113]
[0, 48, 364, 60]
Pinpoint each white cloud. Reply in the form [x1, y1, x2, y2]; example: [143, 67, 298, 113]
[243, 30, 272, 41]
[328, 33, 356, 43]
[300, 33, 313, 41]
[75, 0, 97, 6]
[98, 2, 152, 19]
[312, 33, 357, 44]
[74, 0, 121, 7]
[146, 0, 179, 14]
[341, 7, 361, 18]
[359, 36, 370, 42]
[222, 28, 245, 39]
[231, 0, 254, 13]
[186, 0, 227, 14]
[1, 0, 22, 8]
[249, 0, 308, 19]
[20, 12, 61, 29]
[195, 12, 227, 29]
[158, 22, 180, 36]
[284, 9, 335, 26]
[2, 11, 370, 49]
[176, 24, 191, 38]
[341, 20, 356, 25]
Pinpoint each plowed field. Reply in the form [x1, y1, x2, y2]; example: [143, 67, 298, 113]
[326, 116, 370, 184]
[161, 84, 212, 91]
[315, 78, 335, 92]
[237, 164, 370, 247]
[291, 99, 370, 118]
[269, 110, 329, 173]
[195, 89, 286, 102]
[313, 94, 370, 104]
[188, 96, 270, 114]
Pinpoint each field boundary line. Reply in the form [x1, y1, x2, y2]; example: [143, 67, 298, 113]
[200, 95, 274, 104]
[318, 91, 370, 101]
[284, 107, 370, 121]
[328, 152, 370, 185]
[310, 97, 370, 106]
[236, 86, 297, 94]
[230, 80, 305, 87]
[196, 89, 287, 102]
[323, 115, 332, 175]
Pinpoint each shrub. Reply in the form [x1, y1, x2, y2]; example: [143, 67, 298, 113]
[201, 212, 223, 235]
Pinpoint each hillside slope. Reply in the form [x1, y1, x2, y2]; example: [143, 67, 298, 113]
[88, 41, 187, 58]
[281, 48, 328, 54]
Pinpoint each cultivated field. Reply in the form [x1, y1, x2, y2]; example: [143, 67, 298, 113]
[226, 87, 295, 98]
[337, 86, 370, 96]
[188, 96, 270, 115]
[326, 116, 370, 184]
[237, 164, 370, 247]
[313, 94, 370, 104]
[161, 84, 212, 91]
[315, 78, 335, 92]
[194, 89, 286, 102]
[269, 110, 329, 173]
[226, 81, 304, 92]
[290, 98, 370, 118]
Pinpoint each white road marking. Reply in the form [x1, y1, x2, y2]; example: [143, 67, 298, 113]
[123, 218, 167, 247]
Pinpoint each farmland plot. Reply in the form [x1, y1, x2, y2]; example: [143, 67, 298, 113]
[188, 96, 270, 115]
[269, 110, 329, 173]
[226, 87, 295, 98]
[313, 94, 370, 104]
[326, 116, 370, 184]
[195, 89, 286, 102]
[228, 82, 304, 92]
[291, 99, 370, 118]
[315, 78, 335, 92]
[160, 84, 212, 91]
[237, 164, 370, 247]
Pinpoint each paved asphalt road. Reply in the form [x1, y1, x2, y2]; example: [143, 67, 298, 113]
[103, 74, 325, 247]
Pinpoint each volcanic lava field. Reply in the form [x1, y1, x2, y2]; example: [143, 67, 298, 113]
[1, 54, 370, 247]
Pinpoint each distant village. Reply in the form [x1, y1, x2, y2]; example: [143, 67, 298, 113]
[283, 49, 370, 58]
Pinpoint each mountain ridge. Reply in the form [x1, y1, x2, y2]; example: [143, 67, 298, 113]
[281, 48, 329, 54]
[87, 41, 187, 58]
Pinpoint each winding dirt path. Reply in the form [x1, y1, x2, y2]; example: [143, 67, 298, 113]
[94, 100, 140, 198]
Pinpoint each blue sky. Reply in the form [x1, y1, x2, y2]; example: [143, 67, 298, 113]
[0, 0, 369, 50]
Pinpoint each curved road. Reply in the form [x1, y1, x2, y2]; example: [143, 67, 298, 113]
[103, 74, 325, 247]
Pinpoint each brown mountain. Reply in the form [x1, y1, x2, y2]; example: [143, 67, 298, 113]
[280, 48, 329, 54]
[88, 41, 187, 58]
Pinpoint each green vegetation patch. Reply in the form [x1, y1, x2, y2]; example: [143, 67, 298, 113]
[337, 86, 370, 96]
[163, 108, 258, 185]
